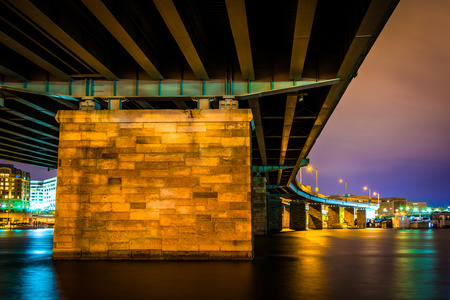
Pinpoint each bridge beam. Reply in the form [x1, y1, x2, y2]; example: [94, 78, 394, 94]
[0, 31, 71, 81]
[9, 0, 118, 80]
[277, 92, 297, 185]
[289, 0, 317, 80]
[225, 0, 255, 81]
[153, 0, 209, 80]
[81, 0, 163, 80]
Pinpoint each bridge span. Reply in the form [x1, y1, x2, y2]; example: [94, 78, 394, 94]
[0, 0, 397, 259]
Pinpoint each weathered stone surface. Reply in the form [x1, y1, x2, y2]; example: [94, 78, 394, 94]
[344, 207, 355, 226]
[357, 209, 367, 229]
[290, 201, 307, 230]
[327, 206, 341, 228]
[54, 109, 253, 260]
[252, 176, 267, 236]
[308, 203, 323, 229]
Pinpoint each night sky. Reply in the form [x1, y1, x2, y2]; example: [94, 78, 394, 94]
[1, 1, 449, 206]
[305, 0, 450, 207]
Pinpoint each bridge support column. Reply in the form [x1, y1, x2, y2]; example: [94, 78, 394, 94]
[53, 109, 253, 260]
[268, 197, 283, 233]
[357, 209, 367, 229]
[290, 201, 307, 230]
[252, 176, 267, 236]
[308, 203, 322, 229]
[343, 207, 355, 227]
[327, 206, 340, 228]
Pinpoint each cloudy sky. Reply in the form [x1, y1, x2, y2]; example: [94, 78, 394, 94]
[304, 0, 450, 207]
[2, 0, 449, 207]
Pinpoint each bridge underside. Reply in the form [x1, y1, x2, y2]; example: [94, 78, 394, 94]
[0, 0, 399, 190]
[0, 0, 396, 259]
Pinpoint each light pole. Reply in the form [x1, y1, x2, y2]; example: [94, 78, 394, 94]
[363, 186, 372, 203]
[339, 179, 348, 197]
[373, 192, 380, 205]
[299, 167, 303, 184]
[307, 166, 319, 193]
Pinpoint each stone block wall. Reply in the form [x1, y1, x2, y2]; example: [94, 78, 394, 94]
[357, 209, 367, 229]
[282, 203, 290, 229]
[53, 109, 253, 260]
[327, 206, 340, 227]
[308, 203, 323, 229]
[290, 201, 307, 230]
[344, 207, 355, 226]
[252, 176, 267, 236]
[268, 198, 282, 233]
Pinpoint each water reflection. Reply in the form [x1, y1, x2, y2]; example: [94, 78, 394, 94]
[1, 228, 450, 299]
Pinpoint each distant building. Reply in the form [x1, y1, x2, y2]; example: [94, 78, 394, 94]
[406, 201, 427, 213]
[30, 177, 57, 211]
[0, 164, 31, 223]
[431, 212, 450, 228]
[377, 198, 407, 216]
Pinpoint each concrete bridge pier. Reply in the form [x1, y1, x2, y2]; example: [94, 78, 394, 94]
[327, 206, 341, 228]
[252, 176, 267, 236]
[290, 201, 307, 230]
[308, 203, 323, 229]
[53, 109, 254, 260]
[357, 209, 367, 229]
[344, 207, 355, 227]
[268, 196, 283, 233]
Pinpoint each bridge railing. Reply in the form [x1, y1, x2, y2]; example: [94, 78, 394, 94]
[290, 178, 379, 210]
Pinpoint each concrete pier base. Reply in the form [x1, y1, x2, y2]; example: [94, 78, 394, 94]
[327, 206, 341, 228]
[268, 198, 283, 233]
[308, 203, 323, 229]
[344, 207, 355, 227]
[290, 201, 307, 230]
[357, 209, 367, 229]
[252, 176, 267, 236]
[53, 109, 253, 260]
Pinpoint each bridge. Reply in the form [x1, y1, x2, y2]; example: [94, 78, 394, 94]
[0, 0, 397, 259]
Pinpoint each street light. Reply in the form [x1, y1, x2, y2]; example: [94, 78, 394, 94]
[373, 191, 380, 205]
[363, 186, 372, 203]
[307, 165, 319, 193]
[339, 179, 348, 197]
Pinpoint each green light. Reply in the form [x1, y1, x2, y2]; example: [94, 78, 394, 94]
[414, 208, 419, 212]
[399, 206, 404, 211]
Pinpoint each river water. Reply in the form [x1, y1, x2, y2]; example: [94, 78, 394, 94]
[1, 228, 449, 300]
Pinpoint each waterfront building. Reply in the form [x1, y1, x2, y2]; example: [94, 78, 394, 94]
[30, 177, 57, 212]
[431, 212, 450, 228]
[377, 198, 407, 216]
[0, 164, 31, 223]
[406, 201, 427, 213]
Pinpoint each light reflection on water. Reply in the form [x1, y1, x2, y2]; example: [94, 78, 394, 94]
[1, 228, 450, 300]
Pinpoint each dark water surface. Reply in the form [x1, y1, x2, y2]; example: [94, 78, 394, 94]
[1, 228, 450, 300]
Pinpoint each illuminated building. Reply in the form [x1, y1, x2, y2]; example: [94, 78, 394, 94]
[0, 164, 31, 223]
[30, 177, 57, 211]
